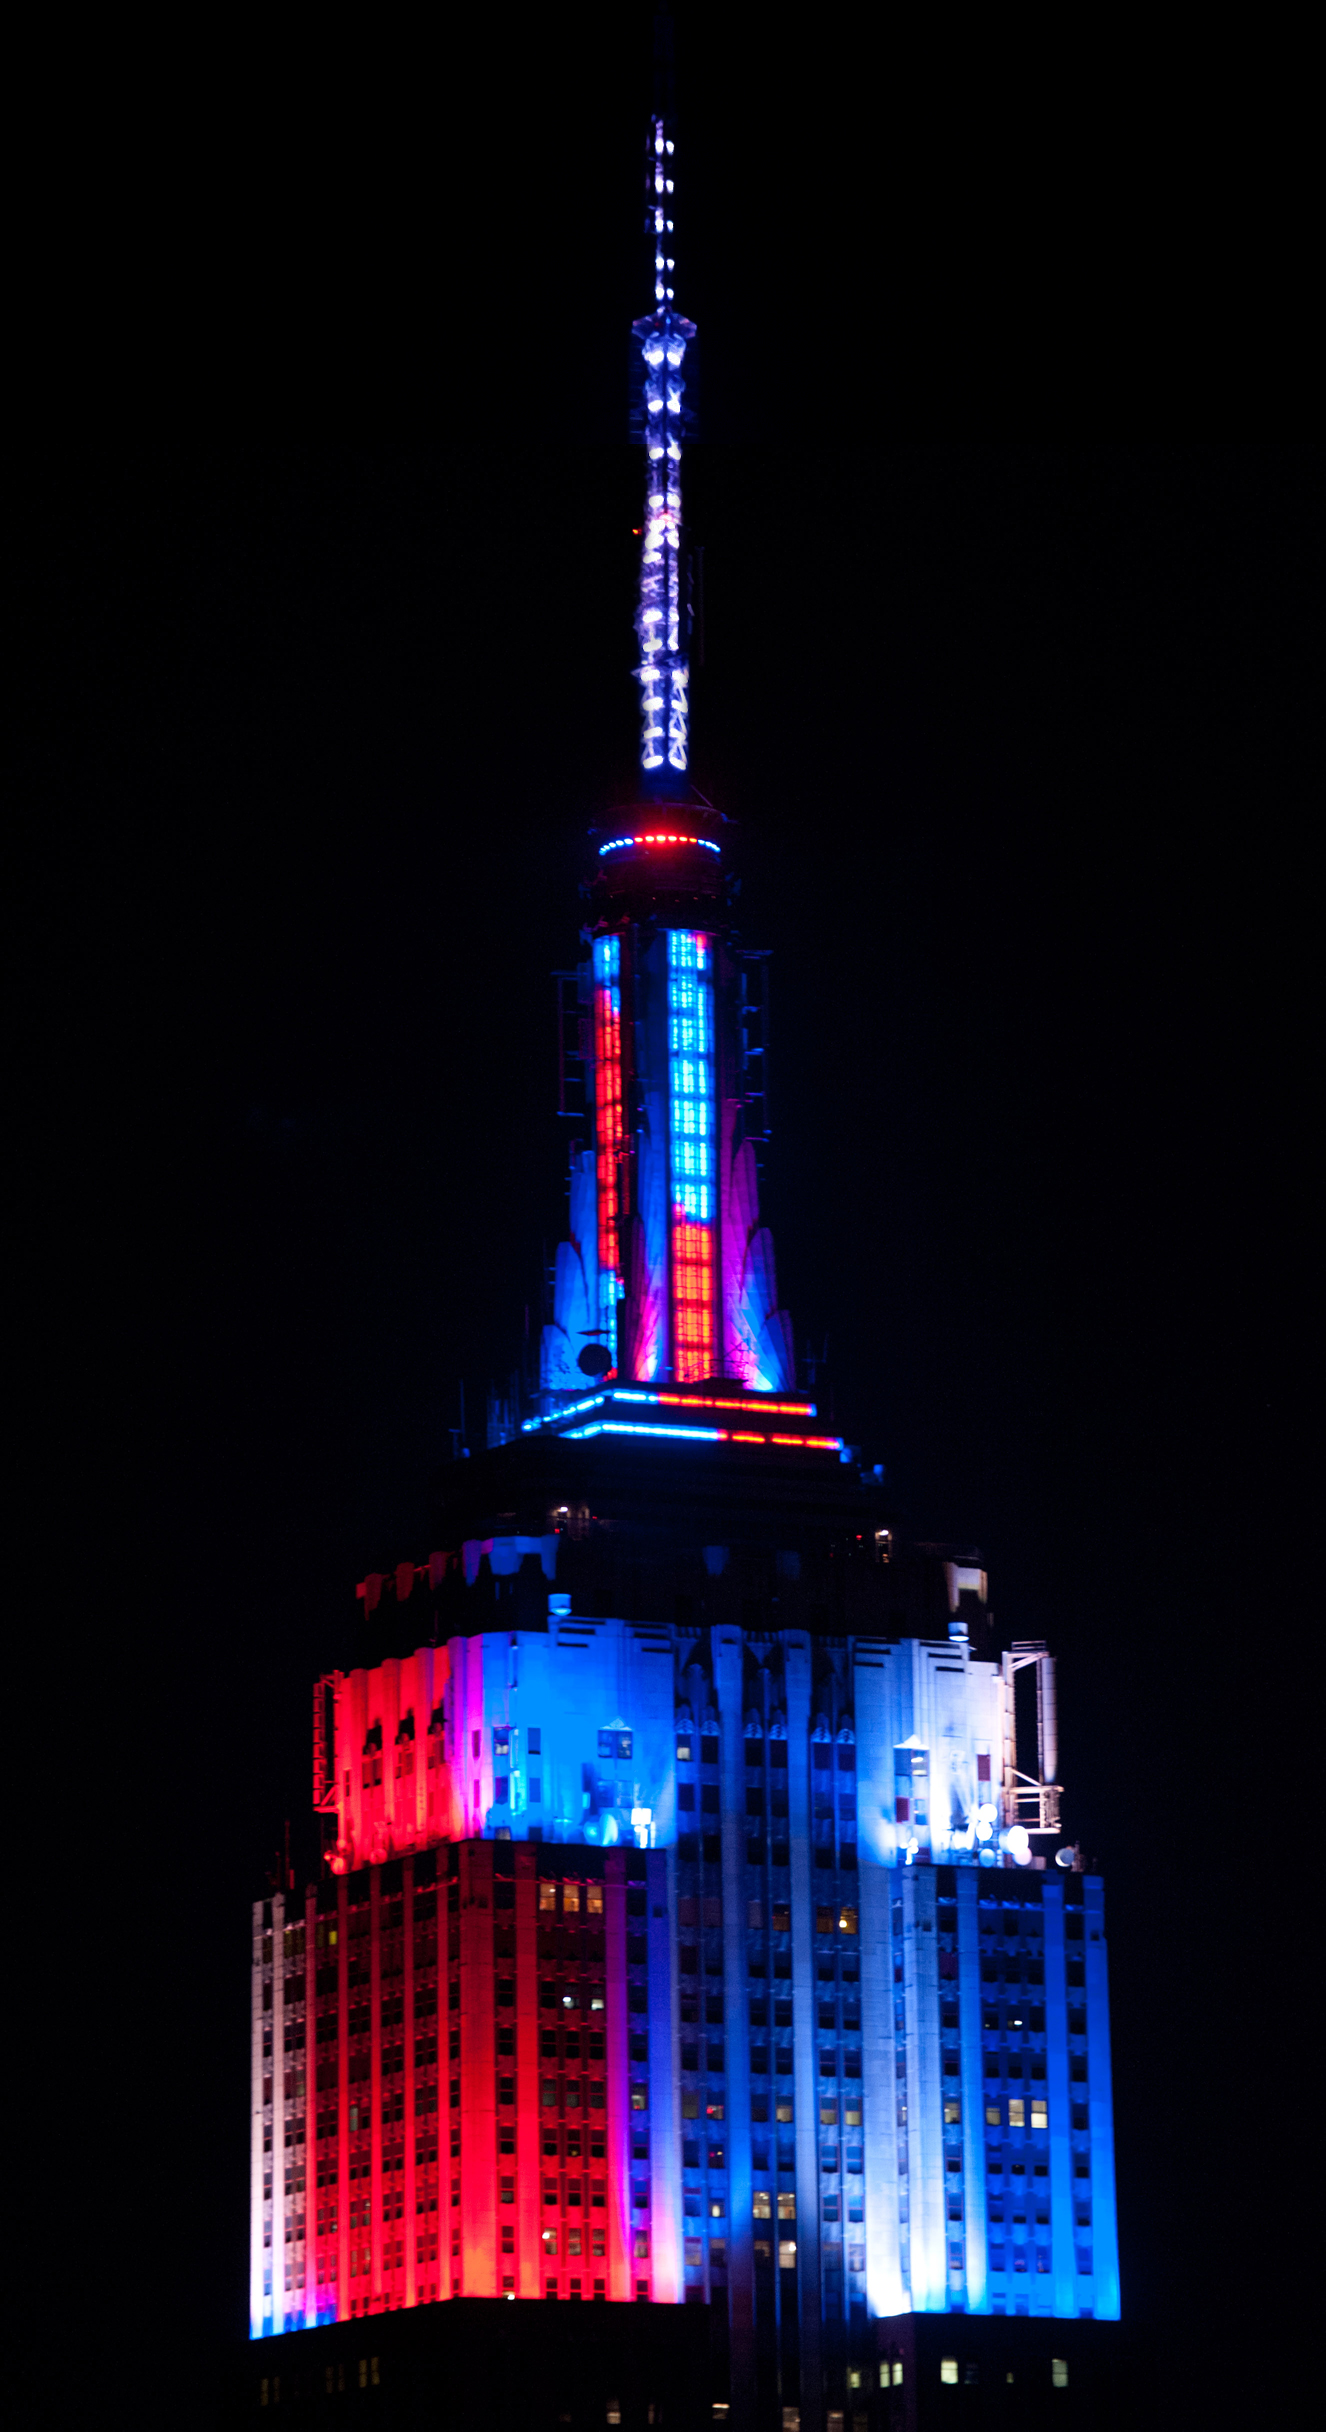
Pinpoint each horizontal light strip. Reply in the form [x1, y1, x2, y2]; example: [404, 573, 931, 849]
[526, 1386, 818, 1433]
[563, 1421, 727, 1442]
[656, 1392, 817, 1418]
[558, 1420, 845, 1451]
[598, 833, 721, 856]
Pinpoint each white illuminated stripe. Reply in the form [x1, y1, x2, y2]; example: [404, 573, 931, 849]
[634, 113, 692, 779]
[563, 1420, 727, 1442]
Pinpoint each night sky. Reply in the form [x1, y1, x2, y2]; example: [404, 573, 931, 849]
[21, 12, 1315, 2425]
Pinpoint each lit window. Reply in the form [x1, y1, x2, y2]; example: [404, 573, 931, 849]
[941, 2359, 959, 2386]
[838, 1908, 858, 1935]
[1008, 2100, 1025, 2128]
[1052, 2359, 1068, 2389]
[631, 2086, 647, 2112]
[986, 2105, 1001, 2125]
[777, 2193, 796, 2219]
[778, 2242, 797, 2270]
[775, 2100, 793, 2124]
[944, 2100, 961, 2124]
[1031, 2100, 1048, 2128]
[539, 1882, 557, 1911]
[587, 1884, 604, 1915]
[564, 1884, 581, 1914]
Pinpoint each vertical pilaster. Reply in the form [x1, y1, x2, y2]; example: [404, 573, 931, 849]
[902, 1867, 945, 2311]
[336, 1876, 349, 2317]
[1042, 1881, 1074, 2317]
[459, 1841, 496, 2294]
[858, 1858, 903, 2318]
[304, 1887, 317, 2325]
[250, 1901, 266, 2338]
[648, 1842, 682, 2302]
[369, 1868, 383, 2304]
[514, 1846, 540, 2296]
[784, 1634, 821, 2429]
[403, 1862, 416, 2310]
[1083, 1878, 1120, 2319]
[272, 1891, 287, 2331]
[956, 1870, 987, 2312]
[714, 1627, 754, 2423]
[605, 1850, 632, 2300]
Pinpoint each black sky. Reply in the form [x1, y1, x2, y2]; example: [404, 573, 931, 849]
[17, 10, 1317, 2425]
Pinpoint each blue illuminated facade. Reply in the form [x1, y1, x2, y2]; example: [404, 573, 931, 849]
[399, 1577, 1118, 2341]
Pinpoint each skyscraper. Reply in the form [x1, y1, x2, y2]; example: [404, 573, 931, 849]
[246, 41, 1119, 2432]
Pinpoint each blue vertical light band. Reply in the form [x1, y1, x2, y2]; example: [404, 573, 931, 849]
[666, 930, 715, 1381]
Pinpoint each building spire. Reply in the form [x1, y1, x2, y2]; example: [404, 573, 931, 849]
[632, 15, 695, 793]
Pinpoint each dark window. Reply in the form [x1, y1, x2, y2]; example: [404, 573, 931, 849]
[599, 1728, 632, 1760]
[701, 1785, 721, 1813]
[678, 1784, 696, 1811]
[768, 1743, 788, 1769]
[701, 1737, 720, 1766]
[527, 1728, 541, 1754]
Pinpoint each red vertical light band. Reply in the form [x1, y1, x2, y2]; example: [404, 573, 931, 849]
[667, 931, 715, 1383]
[594, 936, 624, 1379]
[672, 1220, 715, 1382]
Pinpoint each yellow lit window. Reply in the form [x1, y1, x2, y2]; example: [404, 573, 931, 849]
[838, 1907, 858, 1935]
[778, 2242, 797, 2271]
[563, 1884, 580, 1913]
[944, 2100, 961, 2124]
[941, 2359, 959, 2386]
[1052, 2359, 1068, 2388]
[986, 2106, 1001, 2126]
[753, 2192, 771, 2218]
[775, 2100, 793, 2123]
[1008, 2099, 1025, 2127]
[1031, 2100, 1048, 2128]
[539, 1882, 557, 1911]
[587, 1884, 604, 1915]
[777, 2192, 796, 2219]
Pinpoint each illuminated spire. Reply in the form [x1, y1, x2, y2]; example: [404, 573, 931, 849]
[632, 94, 695, 792]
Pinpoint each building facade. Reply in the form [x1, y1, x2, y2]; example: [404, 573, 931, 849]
[246, 65, 1119, 2432]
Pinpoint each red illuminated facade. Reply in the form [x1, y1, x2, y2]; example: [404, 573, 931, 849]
[253, 1841, 664, 2329]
